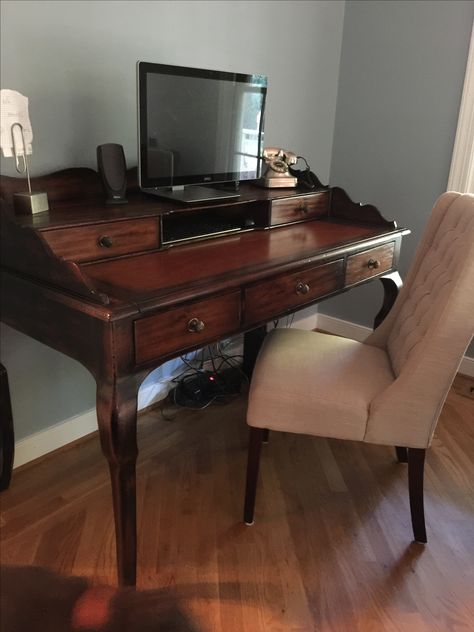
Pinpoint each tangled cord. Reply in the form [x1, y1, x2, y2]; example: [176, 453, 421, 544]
[163, 340, 248, 414]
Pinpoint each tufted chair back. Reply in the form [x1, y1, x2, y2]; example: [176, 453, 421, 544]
[364, 192, 474, 449]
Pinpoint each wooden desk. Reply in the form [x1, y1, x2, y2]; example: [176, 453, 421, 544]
[0, 169, 409, 585]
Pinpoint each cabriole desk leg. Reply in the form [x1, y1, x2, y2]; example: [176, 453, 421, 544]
[96, 377, 139, 587]
[373, 271, 403, 329]
[243, 325, 267, 380]
[374, 272, 407, 465]
[0, 363, 14, 491]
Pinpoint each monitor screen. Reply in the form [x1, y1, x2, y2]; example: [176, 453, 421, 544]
[137, 62, 267, 190]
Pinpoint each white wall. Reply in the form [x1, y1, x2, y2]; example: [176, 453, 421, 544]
[0, 0, 345, 441]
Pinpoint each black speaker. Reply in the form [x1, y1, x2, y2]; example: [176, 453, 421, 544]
[97, 143, 128, 204]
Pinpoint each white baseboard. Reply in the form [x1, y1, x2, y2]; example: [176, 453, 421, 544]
[315, 313, 474, 377]
[13, 408, 98, 469]
[274, 304, 319, 332]
[315, 313, 371, 342]
[460, 355, 474, 377]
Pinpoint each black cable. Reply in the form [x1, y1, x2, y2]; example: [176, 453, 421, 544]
[208, 343, 218, 374]
[169, 340, 247, 410]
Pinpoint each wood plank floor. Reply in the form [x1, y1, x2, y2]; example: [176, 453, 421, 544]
[1, 376, 473, 631]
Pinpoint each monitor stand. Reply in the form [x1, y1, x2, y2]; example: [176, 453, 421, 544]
[147, 185, 240, 204]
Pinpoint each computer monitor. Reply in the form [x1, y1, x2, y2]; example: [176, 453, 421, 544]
[137, 61, 267, 203]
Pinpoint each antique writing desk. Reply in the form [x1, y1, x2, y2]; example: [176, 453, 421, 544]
[0, 169, 408, 586]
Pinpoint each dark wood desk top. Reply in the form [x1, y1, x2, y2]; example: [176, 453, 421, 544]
[85, 220, 398, 310]
[1, 168, 406, 314]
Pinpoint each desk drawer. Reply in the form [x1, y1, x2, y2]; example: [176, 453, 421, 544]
[134, 291, 241, 364]
[244, 259, 343, 325]
[270, 192, 329, 226]
[346, 242, 395, 285]
[42, 218, 159, 262]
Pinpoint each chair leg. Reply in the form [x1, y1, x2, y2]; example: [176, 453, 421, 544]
[243, 427, 264, 525]
[395, 446, 408, 463]
[408, 448, 427, 543]
[262, 429, 270, 444]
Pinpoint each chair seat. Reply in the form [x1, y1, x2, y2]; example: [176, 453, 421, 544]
[247, 329, 395, 441]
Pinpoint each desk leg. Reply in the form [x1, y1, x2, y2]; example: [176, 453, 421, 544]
[243, 326, 267, 379]
[374, 271, 403, 329]
[374, 272, 407, 464]
[96, 377, 139, 587]
[0, 364, 14, 492]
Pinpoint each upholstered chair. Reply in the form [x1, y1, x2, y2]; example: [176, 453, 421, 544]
[243, 192, 474, 542]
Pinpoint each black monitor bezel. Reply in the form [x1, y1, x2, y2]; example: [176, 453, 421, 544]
[137, 61, 267, 190]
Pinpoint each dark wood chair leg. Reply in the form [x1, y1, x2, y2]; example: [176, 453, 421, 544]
[243, 427, 265, 525]
[0, 364, 14, 492]
[96, 376, 141, 586]
[396, 446, 408, 463]
[408, 448, 427, 543]
[262, 428, 270, 443]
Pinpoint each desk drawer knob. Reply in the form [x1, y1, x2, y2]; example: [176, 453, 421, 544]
[367, 258, 380, 269]
[187, 317, 205, 333]
[295, 281, 310, 295]
[98, 235, 114, 248]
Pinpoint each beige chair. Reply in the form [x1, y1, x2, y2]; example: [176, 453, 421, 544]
[244, 192, 474, 542]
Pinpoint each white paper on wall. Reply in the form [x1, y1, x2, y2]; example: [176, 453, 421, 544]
[0, 89, 33, 158]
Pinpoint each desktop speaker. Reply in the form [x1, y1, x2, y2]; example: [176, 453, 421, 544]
[97, 143, 128, 204]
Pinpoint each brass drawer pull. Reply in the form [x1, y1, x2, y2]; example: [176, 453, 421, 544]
[367, 258, 380, 269]
[98, 235, 114, 248]
[295, 281, 310, 295]
[187, 317, 205, 333]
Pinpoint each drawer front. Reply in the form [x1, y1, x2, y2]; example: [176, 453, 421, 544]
[244, 259, 343, 325]
[270, 192, 329, 226]
[42, 218, 159, 262]
[345, 242, 395, 286]
[134, 291, 241, 365]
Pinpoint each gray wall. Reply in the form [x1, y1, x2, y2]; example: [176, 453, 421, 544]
[324, 0, 474, 359]
[0, 0, 345, 440]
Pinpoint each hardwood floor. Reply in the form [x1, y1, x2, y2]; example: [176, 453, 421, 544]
[1, 376, 473, 631]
